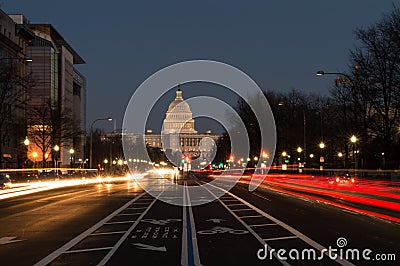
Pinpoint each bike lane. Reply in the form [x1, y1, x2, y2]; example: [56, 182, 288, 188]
[192, 196, 281, 266]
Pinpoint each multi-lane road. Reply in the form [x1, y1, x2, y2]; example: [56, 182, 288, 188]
[0, 172, 399, 265]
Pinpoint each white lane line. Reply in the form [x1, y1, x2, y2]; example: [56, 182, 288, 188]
[97, 192, 161, 266]
[116, 213, 141, 216]
[181, 183, 188, 266]
[64, 247, 113, 254]
[263, 236, 298, 242]
[90, 231, 126, 236]
[239, 215, 265, 219]
[33, 192, 147, 266]
[104, 221, 135, 225]
[186, 185, 202, 266]
[125, 207, 147, 210]
[250, 223, 277, 227]
[232, 208, 254, 212]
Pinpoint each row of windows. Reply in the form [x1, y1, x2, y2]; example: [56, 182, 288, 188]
[0, 24, 12, 39]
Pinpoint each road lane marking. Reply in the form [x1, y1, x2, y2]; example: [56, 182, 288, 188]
[97, 193, 161, 266]
[64, 247, 113, 253]
[0, 236, 25, 245]
[33, 192, 147, 266]
[202, 188, 290, 266]
[186, 186, 202, 266]
[89, 231, 126, 236]
[133, 243, 167, 252]
[105, 220, 135, 225]
[249, 223, 277, 227]
[181, 182, 202, 266]
[125, 207, 147, 210]
[206, 218, 225, 224]
[263, 236, 298, 241]
[239, 215, 265, 219]
[205, 183, 355, 266]
[232, 208, 254, 212]
[181, 185, 188, 266]
[116, 213, 142, 216]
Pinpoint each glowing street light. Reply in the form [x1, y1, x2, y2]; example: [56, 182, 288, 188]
[24, 137, 30, 146]
[32, 151, 38, 168]
[350, 135, 357, 143]
[297, 147, 302, 153]
[69, 148, 75, 168]
[319, 142, 325, 149]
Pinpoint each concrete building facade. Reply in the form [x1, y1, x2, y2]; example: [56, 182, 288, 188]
[0, 11, 34, 168]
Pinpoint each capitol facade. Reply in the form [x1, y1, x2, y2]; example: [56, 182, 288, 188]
[112, 87, 220, 167]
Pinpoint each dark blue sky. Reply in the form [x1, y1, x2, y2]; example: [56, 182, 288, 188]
[3, 1, 398, 132]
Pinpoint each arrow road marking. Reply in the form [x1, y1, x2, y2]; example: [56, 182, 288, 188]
[0, 237, 25, 245]
[206, 218, 226, 224]
[132, 243, 167, 252]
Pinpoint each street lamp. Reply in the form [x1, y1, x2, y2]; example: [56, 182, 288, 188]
[319, 142, 325, 170]
[32, 151, 38, 169]
[53, 145, 60, 169]
[90, 117, 112, 169]
[350, 135, 358, 174]
[297, 147, 303, 167]
[69, 148, 75, 168]
[319, 142, 325, 149]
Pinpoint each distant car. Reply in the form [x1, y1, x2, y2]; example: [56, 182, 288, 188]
[328, 174, 356, 187]
[0, 174, 12, 189]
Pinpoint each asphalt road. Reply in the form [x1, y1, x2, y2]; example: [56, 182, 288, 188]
[0, 174, 399, 265]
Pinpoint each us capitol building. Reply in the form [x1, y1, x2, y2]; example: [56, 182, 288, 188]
[110, 88, 220, 164]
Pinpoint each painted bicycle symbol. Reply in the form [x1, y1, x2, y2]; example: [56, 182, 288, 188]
[141, 219, 181, 225]
[197, 226, 248, 235]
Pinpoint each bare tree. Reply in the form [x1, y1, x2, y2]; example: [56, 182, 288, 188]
[27, 99, 82, 167]
[348, 5, 400, 168]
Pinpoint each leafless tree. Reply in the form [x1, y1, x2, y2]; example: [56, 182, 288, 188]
[27, 99, 82, 167]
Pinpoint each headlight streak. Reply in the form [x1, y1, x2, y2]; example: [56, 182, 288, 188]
[0, 175, 138, 200]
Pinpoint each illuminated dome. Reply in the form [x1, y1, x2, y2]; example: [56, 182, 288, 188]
[162, 88, 197, 134]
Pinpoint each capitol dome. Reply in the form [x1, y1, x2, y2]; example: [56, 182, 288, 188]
[162, 88, 197, 134]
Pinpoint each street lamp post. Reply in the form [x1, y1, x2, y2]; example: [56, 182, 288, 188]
[32, 151, 38, 169]
[350, 135, 358, 175]
[319, 142, 325, 170]
[90, 117, 112, 169]
[69, 148, 75, 168]
[54, 145, 60, 170]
